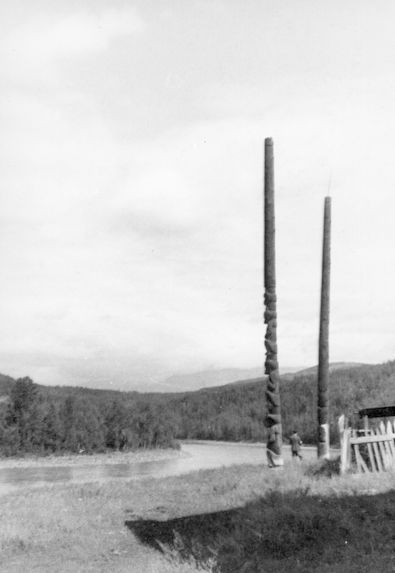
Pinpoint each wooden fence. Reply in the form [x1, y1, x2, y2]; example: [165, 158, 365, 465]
[339, 415, 395, 474]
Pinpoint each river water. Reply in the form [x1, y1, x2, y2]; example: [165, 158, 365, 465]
[0, 441, 317, 495]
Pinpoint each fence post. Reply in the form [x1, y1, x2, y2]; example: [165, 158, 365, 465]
[340, 425, 351, 474]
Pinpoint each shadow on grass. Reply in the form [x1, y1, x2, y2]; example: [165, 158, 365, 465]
[126, 508, 236, 563]
[126, 489, 395, 572]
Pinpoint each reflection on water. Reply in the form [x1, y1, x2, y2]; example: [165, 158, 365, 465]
[0, 441, 307, 495]
[0, 465, 72, 483]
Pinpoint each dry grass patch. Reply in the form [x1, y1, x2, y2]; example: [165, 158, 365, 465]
[0, 462, 394, 572]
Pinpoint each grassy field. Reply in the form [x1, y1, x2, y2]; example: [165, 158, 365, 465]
[0, 459, 394, 572]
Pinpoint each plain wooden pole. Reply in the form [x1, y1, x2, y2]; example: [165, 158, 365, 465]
[317, 196, 331, 459]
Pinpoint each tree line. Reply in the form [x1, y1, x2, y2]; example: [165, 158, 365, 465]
[0, 377, 177, 456]
[163, 361, 395, 445]
[1, 360, 394, 456]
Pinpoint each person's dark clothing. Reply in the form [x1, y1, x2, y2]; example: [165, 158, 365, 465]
[289, 432, 303, 459]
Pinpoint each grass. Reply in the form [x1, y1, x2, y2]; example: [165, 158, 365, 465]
[212, 488, 395, 572]
[0, 459, 394, 572]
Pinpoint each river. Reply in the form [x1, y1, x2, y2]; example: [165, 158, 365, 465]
[0, 441, 319, 495]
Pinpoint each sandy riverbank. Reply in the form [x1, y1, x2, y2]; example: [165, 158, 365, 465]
[0, 448, 186, 469]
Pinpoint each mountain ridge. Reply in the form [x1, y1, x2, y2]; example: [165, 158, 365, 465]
[0, 361, 372, 396]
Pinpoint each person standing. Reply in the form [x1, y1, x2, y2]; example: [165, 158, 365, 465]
[289, 430, 303, 460]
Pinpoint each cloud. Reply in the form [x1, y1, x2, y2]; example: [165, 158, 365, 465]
[0, 117, 267, 386]
[2, 0, 395, 389]
[6, 7, 143, 57]
[2, 103, 394, 387]
[2, 6, 143, 85]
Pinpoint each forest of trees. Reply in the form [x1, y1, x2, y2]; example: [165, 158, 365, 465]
[163, 361, 395, 445]
[0, 360, 394, 456]
[0, 377, 178, 456]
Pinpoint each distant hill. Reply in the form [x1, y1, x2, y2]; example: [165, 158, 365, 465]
[1, 360, 394, 447]
[159, 360, 395, 444]
[161, 366, 303, 392]
[160, 363, 368, 393]
[205, 362, 369, 391]
[292, 362, 367, 377]
[0, 363, 368, 397]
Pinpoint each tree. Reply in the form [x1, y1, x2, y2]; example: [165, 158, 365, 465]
[42, 402, 61, 452]
[60, 396, 78, 451]
[60, 396, 105, 453]
[105, 400, 128, 450]
[9, 377, 38, 421]
[5, 377, 41, 452]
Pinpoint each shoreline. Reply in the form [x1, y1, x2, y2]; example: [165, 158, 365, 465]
[0, 441, 340, 469]
[0, 447, 186, 469]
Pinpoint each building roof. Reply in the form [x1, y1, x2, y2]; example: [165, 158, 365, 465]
[358, 406, 395, 419]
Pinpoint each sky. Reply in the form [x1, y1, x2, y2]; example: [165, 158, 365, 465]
[1, 0, 395, 390]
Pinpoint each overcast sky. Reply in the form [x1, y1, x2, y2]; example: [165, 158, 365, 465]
[1, 0, 395, 389]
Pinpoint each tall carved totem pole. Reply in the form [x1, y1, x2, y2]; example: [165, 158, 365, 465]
[317, 196, 331, 459]
[264, 138, 283, 467]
